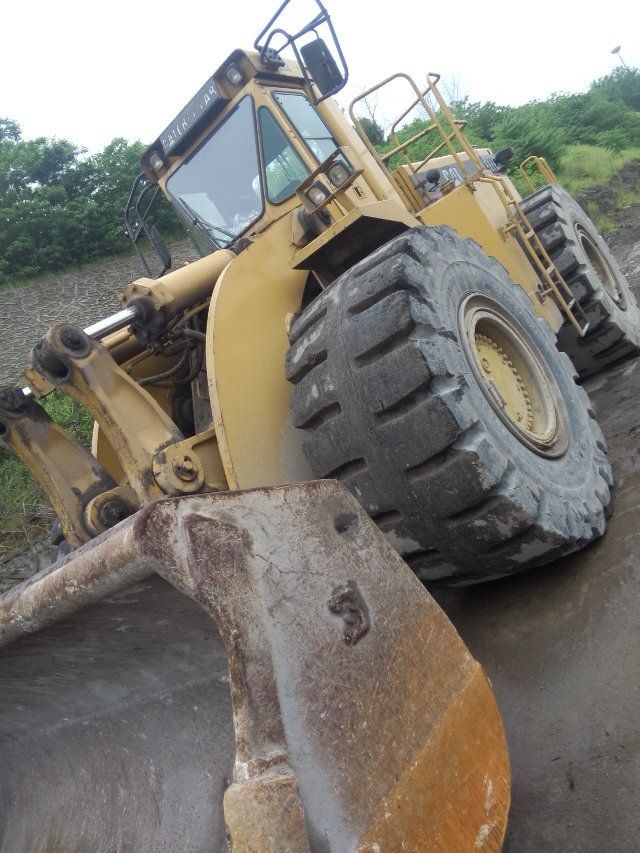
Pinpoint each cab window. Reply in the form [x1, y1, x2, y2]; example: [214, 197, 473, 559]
[274, 91, 338, 162]
[258, 107, 310, 204]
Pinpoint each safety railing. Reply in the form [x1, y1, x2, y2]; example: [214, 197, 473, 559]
[478, 173, 588, 336]
[519, 156, 558, 194]
[349, 73, 588, 335]
[349, 72, 485, 211]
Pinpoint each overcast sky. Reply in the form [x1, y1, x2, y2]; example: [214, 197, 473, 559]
[3, 0, 639, 152]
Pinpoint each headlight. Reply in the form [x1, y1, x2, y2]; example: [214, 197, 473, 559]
[148, 151, 164, 172]
[306, 184, 330, 207]
[225, 64, 244, 86]
[326, 160, 352, 187]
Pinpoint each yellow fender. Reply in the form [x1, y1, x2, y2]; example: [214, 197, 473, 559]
[207, 217, 314, 489]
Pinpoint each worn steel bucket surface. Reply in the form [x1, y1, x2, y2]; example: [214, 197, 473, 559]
[0, 481, 509, 852]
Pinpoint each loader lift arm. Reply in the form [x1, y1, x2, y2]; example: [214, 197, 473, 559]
[1, 250, 236, 547]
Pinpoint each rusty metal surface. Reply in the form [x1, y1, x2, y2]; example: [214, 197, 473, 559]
[0, 481, 509, 851]
[0, 524, 151, 648]
[435, 357, 640, 852]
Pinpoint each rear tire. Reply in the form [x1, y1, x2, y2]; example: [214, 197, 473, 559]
[286, 226, 612, 585]
[521, 183, 640, 378]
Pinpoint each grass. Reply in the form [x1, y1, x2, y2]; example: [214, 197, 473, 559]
[592, 214, 617, 234]
[556, 144, 640, 196]
[511, 144, 640, 200]
[615, 187, 640, 208]
[553, 144, 640, 233]
[0, 394, 92, 559]
[583, 202, 617, 234]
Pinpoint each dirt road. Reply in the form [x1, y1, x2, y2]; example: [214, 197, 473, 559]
[0, 239, 197, 386]
[606, 202, 640, 293]
[435, 349, 640, 851]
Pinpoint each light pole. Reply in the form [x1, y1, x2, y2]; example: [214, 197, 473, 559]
[611, 45, 629, 69]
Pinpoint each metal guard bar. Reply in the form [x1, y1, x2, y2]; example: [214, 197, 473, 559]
[519, 156, 558, 194]
[349, 72, 485, 205]
[349, 72, 588, 334]
[479, 174, 589, 336]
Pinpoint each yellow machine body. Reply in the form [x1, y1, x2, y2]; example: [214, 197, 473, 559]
[108, 51, 567, 492]
[0, 21, 607, 853]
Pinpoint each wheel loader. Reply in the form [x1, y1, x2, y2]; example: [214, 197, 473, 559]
[1, 0, 639, 849]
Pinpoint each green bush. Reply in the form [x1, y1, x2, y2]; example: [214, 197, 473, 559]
[491, 103, 567, 170]
[358, 117, 385, 146]
[590, 67, 640, 111]
[372, 66, 640, 192]
[555, 144, 640, 195]
[0, 126, 181, 287]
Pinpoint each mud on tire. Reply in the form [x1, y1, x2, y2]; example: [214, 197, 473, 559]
[286, 226, 612, 585]
[521, 183, 640, 378]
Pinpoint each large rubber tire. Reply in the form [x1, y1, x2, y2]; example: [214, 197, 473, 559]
[521, 183, 640, 378]
[286, 226, 612, 585]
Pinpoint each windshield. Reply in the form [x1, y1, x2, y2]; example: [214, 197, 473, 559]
[166, 96, 263, 247]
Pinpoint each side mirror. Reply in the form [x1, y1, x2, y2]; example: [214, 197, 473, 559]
[148, 226, 171, 276]
[300, 38, 344, 98]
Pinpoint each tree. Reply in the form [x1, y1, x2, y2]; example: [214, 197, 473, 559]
[2, 63, 640, 284]
[0, 118, 21, 144]
[590, 67, 640, 112]
[359, 116, 385, 146]
[0, 124, 179, 285]
[491, 103, 567, 170]
[457, 101, 504, 144]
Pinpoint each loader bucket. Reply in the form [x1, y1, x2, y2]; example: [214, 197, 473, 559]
[0, 481, 509, 852]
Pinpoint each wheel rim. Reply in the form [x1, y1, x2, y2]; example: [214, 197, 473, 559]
[459, 294, 569, 458]
[576, 226, 624, 308]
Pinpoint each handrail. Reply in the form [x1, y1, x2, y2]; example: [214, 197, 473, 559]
[254, 0, 348, 104]
[124, 173, 168, 279]
[479, 173, 588, 336]
[381, 121, 438, 162]
[519, 156, 558, 193]
[349, 72, 484, 198]
[348, 71, 587, 334]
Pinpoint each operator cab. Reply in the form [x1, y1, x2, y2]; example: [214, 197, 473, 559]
[125, 0, 348, 277]
[161, 86, 340, 254]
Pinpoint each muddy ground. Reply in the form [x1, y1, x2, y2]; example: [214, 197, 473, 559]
[577, 159, 640, 295]
[604, 201, 640, 293]
[0, 238, 198, 387]
[436, 349, 640, 851]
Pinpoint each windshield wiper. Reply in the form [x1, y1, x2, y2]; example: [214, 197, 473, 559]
[178, 196, 237, 248]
